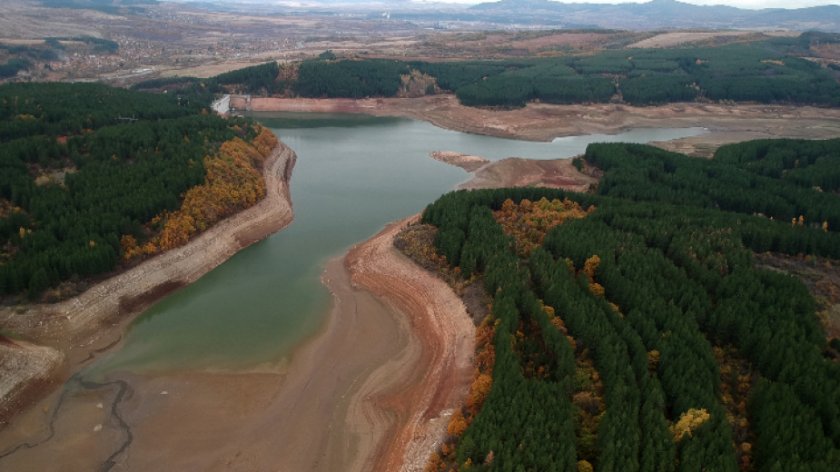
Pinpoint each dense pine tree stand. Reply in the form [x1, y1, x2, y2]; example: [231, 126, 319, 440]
[0, 83, 271, 299]
[421, 139, 840, 471]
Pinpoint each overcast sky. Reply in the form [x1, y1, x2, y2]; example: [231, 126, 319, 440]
[432, 0, 840, 9]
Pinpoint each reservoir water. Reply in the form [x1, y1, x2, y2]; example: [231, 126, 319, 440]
[91, 114, 705, 375]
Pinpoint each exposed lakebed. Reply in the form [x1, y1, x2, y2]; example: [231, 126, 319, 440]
[91, 115, 706, 375]
[0, 113, 706, 471]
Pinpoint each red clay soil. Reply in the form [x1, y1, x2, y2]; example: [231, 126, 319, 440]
[345, 217, 475, 471]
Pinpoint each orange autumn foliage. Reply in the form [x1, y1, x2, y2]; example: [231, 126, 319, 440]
[714, 345, 756, 471]
[427, 318, 497, 471]
[423, 454, 446, 472]
[121, 233, 161, 260]
[549, 309, 579, 351]
[582, 255, 600, 280]
[251, 125, 279, 157]
[577, 460, 594, 472]
[474, 319, 497, 375]
[120, 234, 145, 260]
[589, 282, 605, 297]
[494, 197, 593, 256]
[447, 409, 469, 438]
[671, 408, 711, 442]
[467, 374, 493, 412]
[122, 126, 276, 259]
[579, 254, 606, 297]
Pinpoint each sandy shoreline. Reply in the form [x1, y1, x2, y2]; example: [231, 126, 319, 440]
[250, 95, 840, 157]
[7, 94, 840, 471]
[0, 139, 297, 427]
[0, 218, 473, 472]
[344, 217, 474, 471]
[0, 101, 475, 471]
[0, 256, 407, 471]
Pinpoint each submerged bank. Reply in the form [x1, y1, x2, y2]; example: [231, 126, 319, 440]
[0, 140, 297, 427]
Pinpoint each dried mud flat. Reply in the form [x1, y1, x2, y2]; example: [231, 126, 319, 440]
[461, 157, 599, 192]
[6, 94, 840, 472]
[430, 151, 490, 172]
[0, 141, 297, 429]
[429, 148, 599, 192]
[344, 217, 475, 472]
[0, 218, 474, 472]
[0, 338, 64, 425]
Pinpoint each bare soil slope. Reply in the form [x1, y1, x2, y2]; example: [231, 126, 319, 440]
[345, 217, 475, 471]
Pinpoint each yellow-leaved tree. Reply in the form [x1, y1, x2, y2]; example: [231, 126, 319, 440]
[671, 408, 711, 442]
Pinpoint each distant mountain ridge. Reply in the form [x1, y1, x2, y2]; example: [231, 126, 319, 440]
[469, 0, 840, 31]
[37, 0, 840, 32]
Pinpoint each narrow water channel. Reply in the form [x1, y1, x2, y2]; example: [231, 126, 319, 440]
[87, 114, 706, 376]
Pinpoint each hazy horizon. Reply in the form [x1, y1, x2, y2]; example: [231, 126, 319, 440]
[435, 0, 840, 6]
[200, 0, 840, 10]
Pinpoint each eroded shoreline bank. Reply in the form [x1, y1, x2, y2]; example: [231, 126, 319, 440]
[0, 140, 297, 427]
[344, 217, 475, 471]
[0, 217, 474, 472]
[7, 95, 840, 471]
[248, 95, 840, 157]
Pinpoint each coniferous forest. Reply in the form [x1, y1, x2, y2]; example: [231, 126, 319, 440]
[0, 83, 275, 299]
[134, 36, 840, 109]
[420, 138, 840, 471]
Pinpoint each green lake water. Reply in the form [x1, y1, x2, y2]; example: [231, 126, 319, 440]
[89, 114, 706, 375]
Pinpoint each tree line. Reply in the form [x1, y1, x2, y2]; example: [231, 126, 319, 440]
[419, 138, 840, 470]
[136, 40, 840, 109]
[0, 82, 269, 299]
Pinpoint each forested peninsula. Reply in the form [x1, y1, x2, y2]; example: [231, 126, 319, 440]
[0, 82, 295, 426]
[414, 138, 840, 471]
[0, 83, 278, 300]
